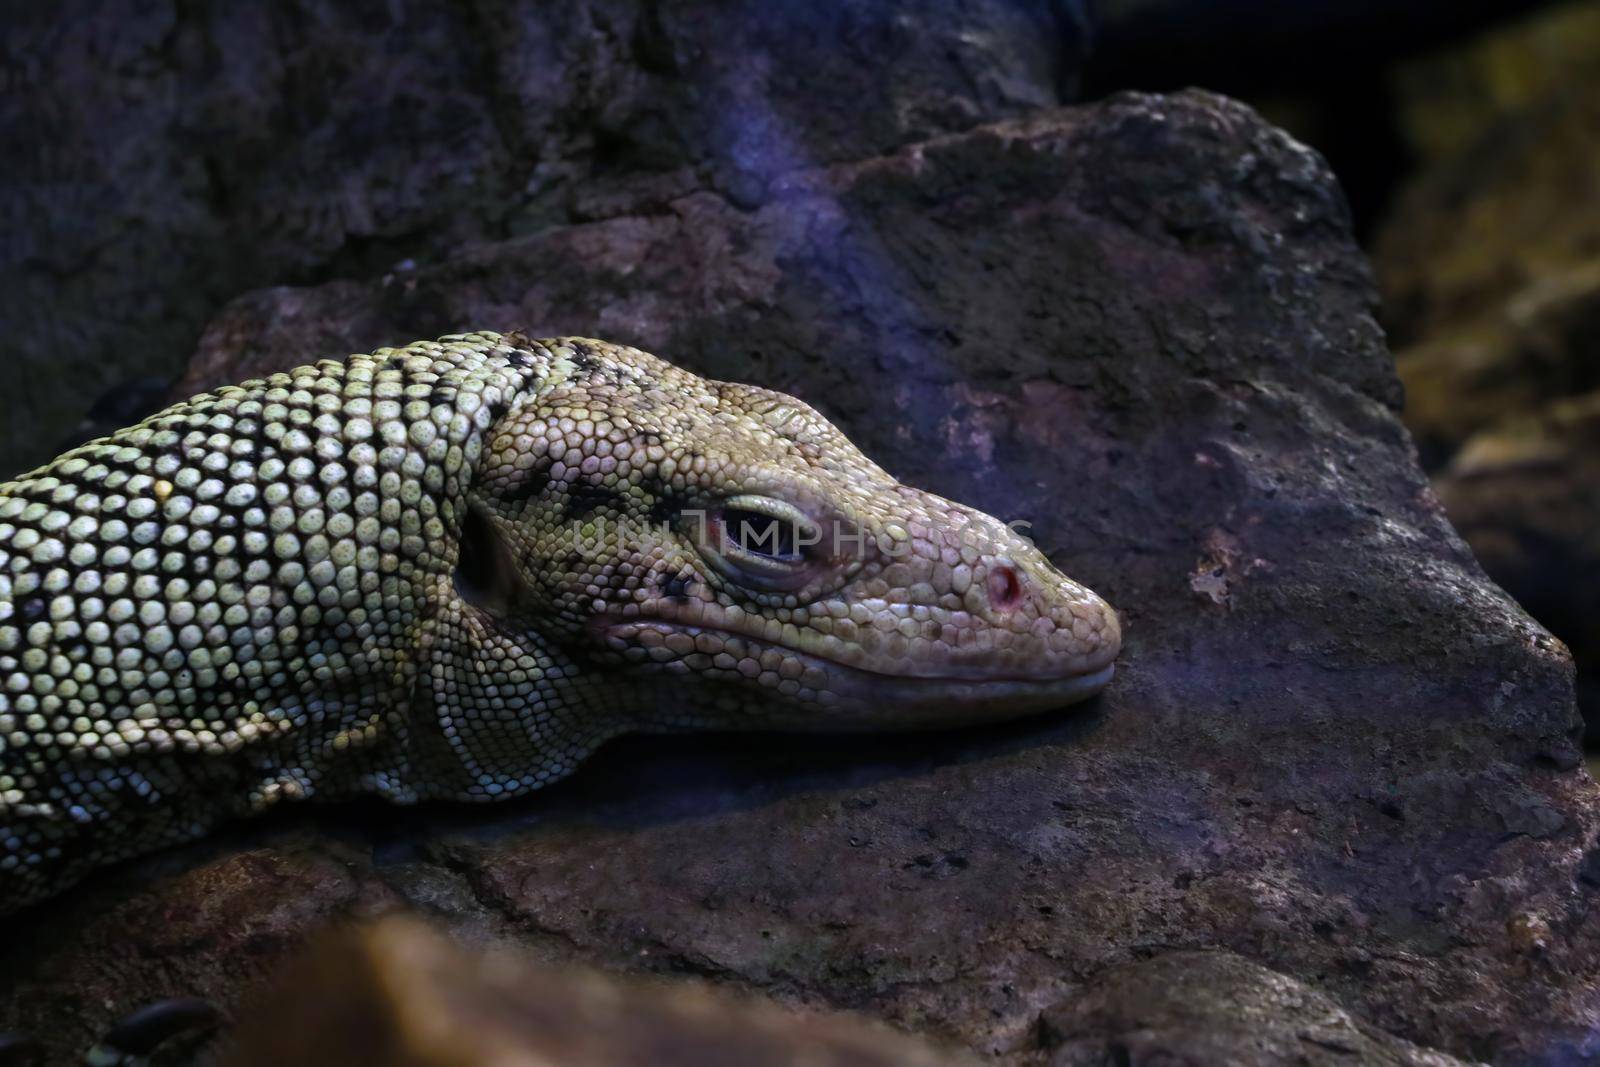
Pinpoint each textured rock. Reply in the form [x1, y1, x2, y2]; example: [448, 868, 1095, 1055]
[1032, 950, 1476, 1066]
[0, 90, 1593, 1066]
[1374, 2, 1600, 732]
[1435, 393, 1600, 737]
[222, 916, 981, 1067]
[0, 0, 1090, 480]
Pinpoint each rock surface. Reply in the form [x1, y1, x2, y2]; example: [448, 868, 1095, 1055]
[1032, 950, 1475, 1066]
[220, 920, 1481, 1067]
[1374, 1, 1600, 731]
[222, 916, 981, 1067]
[0, 90, 1594, 1066]
[0, 0, 1090, 480]
[1435, 393, 1600, 742]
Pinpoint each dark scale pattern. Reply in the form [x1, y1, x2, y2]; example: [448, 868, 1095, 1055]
[0, 333, 1120, 912]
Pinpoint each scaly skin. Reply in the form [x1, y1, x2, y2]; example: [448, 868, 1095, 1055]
[0, 333, 1119, 913]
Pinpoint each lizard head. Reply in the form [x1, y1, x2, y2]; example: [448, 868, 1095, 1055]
[460, 339, 1119, 732]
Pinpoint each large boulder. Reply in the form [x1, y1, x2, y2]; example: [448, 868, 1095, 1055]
[0, 90, 1592, 1065]
[1373, 1, 1600, 730]
[1434, 393, 1600, 741]
[0, 0, 1090, 479]
[1035, 950, 1475, 1066]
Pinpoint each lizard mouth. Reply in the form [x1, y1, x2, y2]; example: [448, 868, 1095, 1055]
[597, 620, 1115, 727]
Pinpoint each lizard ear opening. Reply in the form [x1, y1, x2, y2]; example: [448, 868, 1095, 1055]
[453, 506, 518, 615]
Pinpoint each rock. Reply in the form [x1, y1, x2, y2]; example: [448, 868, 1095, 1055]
[0, 90, 1593, 1066]
[1373, 2, 1600, 732]
[1434, 392, 1600, 731]
[221, 915, 980, 1067]
[1034, 950, 1476, 1066]
[1083, 1, 1549, 238]
[0, 0, 1091, 480]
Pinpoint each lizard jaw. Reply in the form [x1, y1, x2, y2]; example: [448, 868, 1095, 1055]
[805, 661, 1116, 728]
[597, 620, 1116, 727]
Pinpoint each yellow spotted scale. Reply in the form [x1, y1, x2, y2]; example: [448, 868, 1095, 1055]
[0, 333, 1119, 912]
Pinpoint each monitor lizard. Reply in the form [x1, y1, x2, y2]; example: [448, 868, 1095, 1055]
[0, 332, 1120, 916]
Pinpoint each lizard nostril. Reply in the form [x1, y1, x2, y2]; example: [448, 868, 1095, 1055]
[986, 563, 1023, 612]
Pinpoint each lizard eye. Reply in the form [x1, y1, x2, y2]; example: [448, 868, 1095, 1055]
[695, 495, 820, 591]
[722, 506, 802, 562]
